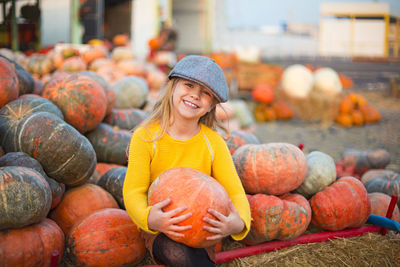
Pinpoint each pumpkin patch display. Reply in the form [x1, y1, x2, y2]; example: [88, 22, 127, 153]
[65, 208, 146, 267]
[148, 167, 231, 248]
[243, 193, 311, 245]
[15, 112, 97, 186]
[233, 143, 307, 195]
[86, 123, 132, 165]
[295, 151, 336, 199]
[98, 166, 127, 208]
[368, 192, 400, 222]
[0, 56, 19, 108]
[42, 73, 107, 133]
[0, 218, 65, 266]
[225, 129, 261, 155]
[310, 176, 371, 231]
[335, 93, 381, 127]
[0, 166, 52, 230]
[49, 183, 119, 235]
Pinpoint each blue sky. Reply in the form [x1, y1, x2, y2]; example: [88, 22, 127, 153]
[226, 0, 400, 28]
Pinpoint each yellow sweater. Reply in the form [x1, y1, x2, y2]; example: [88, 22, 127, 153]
[123, 123, 251, 241]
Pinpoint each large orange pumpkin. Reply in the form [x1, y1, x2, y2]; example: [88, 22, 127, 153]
[243, 193, 311, 245]
[65, 208, 146, 267]
[232, 143, 307, 195]
[310, 176, 371, 231]
[49, 183, 118, 235]
[42, 73, 107, 133]
[0, 218, 64, 266]
[0, 56, 19, 108]
[148, 167, 230, 248]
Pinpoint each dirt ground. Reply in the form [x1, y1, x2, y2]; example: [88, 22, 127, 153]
[252, 89, 400, 172]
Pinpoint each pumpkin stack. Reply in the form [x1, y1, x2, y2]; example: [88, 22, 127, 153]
[336, 93, 381, 127]
[252, 83, 293, 122]
[232, 142, 312, 244]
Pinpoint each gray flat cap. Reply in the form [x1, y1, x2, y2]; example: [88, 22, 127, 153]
[168, 55, 229, 102]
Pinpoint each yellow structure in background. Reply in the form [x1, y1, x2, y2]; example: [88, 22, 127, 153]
[319, 2, 400, 58]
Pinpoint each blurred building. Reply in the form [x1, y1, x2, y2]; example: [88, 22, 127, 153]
[319, 2, 400, 58]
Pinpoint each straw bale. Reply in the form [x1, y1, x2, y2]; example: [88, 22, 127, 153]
[277, 86, 342, 125]
[218, 232, 400, 267]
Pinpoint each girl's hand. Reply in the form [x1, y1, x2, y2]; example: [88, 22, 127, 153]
[148, 198, 193, 239]
[203, 200, 245, 241]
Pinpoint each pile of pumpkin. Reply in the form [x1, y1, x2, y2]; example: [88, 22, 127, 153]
[335, 93, 381, 127]
[251, 84, 294, 122]
[1, 51, 399, 266]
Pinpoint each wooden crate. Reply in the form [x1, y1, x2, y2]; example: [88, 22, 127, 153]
[235, 63, 282, 92]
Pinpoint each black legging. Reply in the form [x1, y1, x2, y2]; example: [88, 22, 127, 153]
[153, 233, 215, 267]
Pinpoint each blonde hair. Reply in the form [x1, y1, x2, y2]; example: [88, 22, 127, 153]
[138, 77, 229, 141]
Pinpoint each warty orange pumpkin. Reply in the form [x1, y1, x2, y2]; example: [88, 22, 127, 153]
[243, 193, 311, 245]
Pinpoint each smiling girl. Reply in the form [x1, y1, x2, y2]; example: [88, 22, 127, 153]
[123, 55, 251, 267]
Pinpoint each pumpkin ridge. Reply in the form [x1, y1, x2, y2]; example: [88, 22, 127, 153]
[69, 223, 134, 246]
[46, 153, 76, 176]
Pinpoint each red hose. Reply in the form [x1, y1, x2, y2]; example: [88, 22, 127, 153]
[215, 225, 380, 263]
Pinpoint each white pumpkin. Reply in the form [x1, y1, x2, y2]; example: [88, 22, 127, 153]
[112, 76, 148, 109]
[281, 64, 313, 98]
[312, 67, 342, 95]
[295, 151, 336, 199]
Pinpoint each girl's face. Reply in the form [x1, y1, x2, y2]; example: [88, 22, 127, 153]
[172, 79, 215, 123]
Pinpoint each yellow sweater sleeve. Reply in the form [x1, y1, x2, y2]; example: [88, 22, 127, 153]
[123, 127, 157, 234]
[209, 131, 251, 241]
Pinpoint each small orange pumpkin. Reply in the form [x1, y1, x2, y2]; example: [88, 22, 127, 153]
[252, 84, 274, 104]
[339, 96, 354, 114]
[272, 101, 293, 120]
[336, 113, 353, 127]
[113, 34, 130, 46]
[263, 106, 276, 121]
[351, 110, 364, 126]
